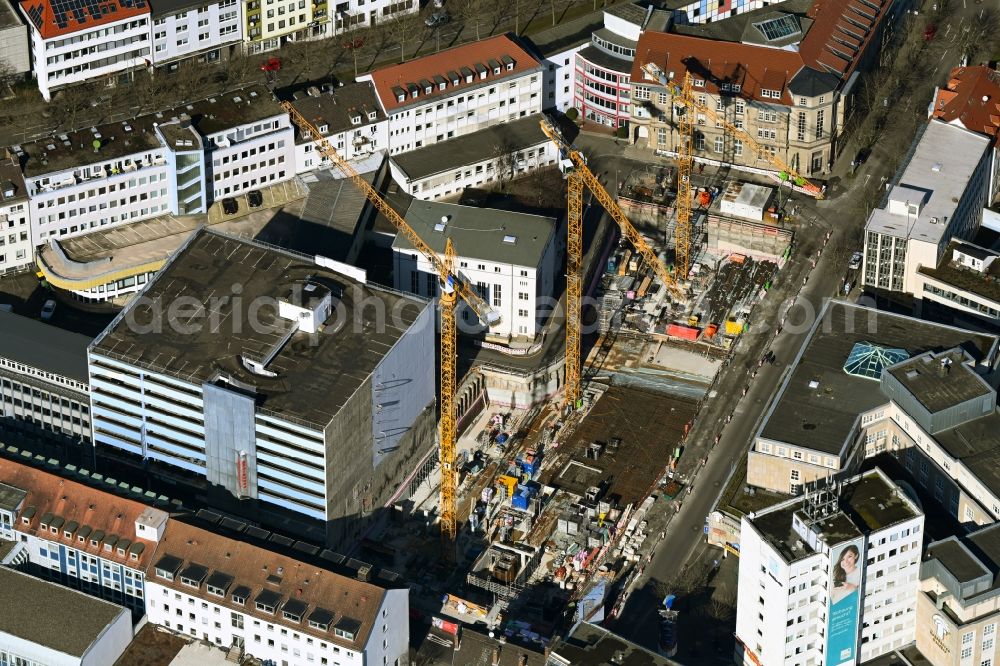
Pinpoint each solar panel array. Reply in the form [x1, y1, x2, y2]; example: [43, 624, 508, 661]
[753, 14, 801, 42]
[44, 0, 146, 31]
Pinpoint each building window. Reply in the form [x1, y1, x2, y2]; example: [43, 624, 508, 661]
[493, 283, 502, 307]
[816, 110, 825, 140]
[714, 136, 724, 153]
[797, 112, 806, 141]
[734, 139, 743, 156]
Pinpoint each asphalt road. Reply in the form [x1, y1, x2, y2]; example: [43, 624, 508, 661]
[605, 0, 992, 651]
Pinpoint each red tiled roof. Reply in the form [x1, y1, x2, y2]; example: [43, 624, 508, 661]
[364, 34, 540, 114]
[798, 0, 891, 78]
[0, 458, 164, 568]
[147, 520, 387, 649]
[631, 32, 804, 104]
[19, 0, 149, 40]
[932, 66, 1000, 140]
[634, 0, 895, 102]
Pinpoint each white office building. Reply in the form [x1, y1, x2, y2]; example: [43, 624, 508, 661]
[0, 154, 31, 276]
[863, 120, 993, 295]
[89, 229, 437, 545]
[13, 85, 291, 249]
[145, 519, 409, 666]
[149, 0, 242, 68]
[359, 34, 543, 157]
[736, 468, 924, 666]
[387, 114, 558, 201]
[0, 457, 168, 618]
[19, 0, 152, 101]
[329, 0, 416, 34]
[392, 200, 558, 341]
[289, 82, 388, 175]
[0, 310, 92, 442]
[0, 567, 133, 666]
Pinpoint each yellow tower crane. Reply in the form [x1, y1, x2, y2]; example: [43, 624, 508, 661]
[639, 62, 823, 273]
[540, 117, 685, 407]
[281, 101, 500, 545]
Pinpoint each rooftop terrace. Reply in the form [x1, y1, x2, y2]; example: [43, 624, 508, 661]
[13, 85, 281, 179]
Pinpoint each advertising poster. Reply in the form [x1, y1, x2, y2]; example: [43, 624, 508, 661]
[826, 538, 864, 666]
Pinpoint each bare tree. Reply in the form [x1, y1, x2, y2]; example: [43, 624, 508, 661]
[383, 11, 423, 62]
[460, 0, 494, 41]
[0, 61, 17, 96]
[492, 138, 519, 190]
[49, 84, 95, 132]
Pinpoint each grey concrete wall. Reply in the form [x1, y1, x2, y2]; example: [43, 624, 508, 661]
[0, 25, 30, 76]
[323, 375, 437, 547]
[203, 382, 258, 499]
[371, 299, 435, 468]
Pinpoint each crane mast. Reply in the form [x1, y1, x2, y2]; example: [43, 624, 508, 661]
[639, 63, 824, 200]
[281, 100, 499, 545]
[540, 118, 684, 407]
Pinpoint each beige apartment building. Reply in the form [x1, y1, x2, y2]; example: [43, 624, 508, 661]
[919, 529, 1000, 666]
[631, 0, 905, 177]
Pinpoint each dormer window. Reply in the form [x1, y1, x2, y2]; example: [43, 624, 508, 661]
[368, 111, 376, 120]
[438, 82, 446, 91]
[493, 66, 500, 75]
[351, 115, 361, 125]
[397, 93, 405, 102]
[451, 76, 459, 85]
[480, 71, 487, 80]
[692, 79, 705, 87]
[318, 124, 328, 134]
[411, 90, 418, 99]
[506, 63, 513, 71]
[117, 547, 126, 556]
[465, 74, 473, 83]
[255, 590, 281, 614]
[424, 85, 432, 94]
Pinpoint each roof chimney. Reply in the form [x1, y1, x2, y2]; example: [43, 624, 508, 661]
[492, 646, 501, 666]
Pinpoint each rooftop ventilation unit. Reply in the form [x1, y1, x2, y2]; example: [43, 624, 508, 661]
[434, 215, 449, 232]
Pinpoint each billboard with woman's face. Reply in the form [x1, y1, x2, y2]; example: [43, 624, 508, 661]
[827, 538, 864, 666]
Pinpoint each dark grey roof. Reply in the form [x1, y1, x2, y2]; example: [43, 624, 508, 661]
[309, 607, 334, 626]
[788, 67, 840, 96]
[232, 585, 252, 600]
[180, 563, 208, 584]
[289, 82, 383, 140]
[605, 2, 648, 24]
[390, 113, 548, 182]
[885, 349, 992, 414]
[759, 301, 998, 456]
[0, 311, 92, 382]
[206, 570, 234, 591]
[522, 10, 604, 57]
[282, 598, 308, 617]
[577, 44, 632, 74]
[255, 589, 282, 608]
[147, 0, 209, 17]
[0, 567, 127, 657]
[927, 538, 990, 583]
[394, 200, 556, 269]
[276, 167, 380, 262]
[0, 482, 26, 512]
[155, 553, 183, 575]
[91, 229, 430, 427]
[953, 240, 995, 261]
[550, 622, 681, 666]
